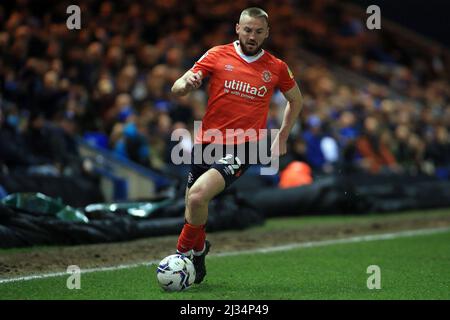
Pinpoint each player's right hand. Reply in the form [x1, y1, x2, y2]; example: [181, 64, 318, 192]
[186, 71, 203, 90]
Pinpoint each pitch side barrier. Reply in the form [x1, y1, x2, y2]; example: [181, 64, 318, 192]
[2, 171, 449, 248]
[241, 173, 450, 217]
[0, 188, 263, 248]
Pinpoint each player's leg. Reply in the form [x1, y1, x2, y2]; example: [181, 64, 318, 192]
[177, 144, 251, 284]
[191, 149, 253, 284]
[176, 169, 224, 255]
[187, 169, 225, 283]
[176, 142, 209, 256]
[176, 168, 224, 283]
[186, 168, 225, 225]
[186, 149, 250, 252]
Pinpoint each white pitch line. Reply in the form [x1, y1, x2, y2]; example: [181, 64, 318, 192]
[0, 226, 449, 284]
[0, 261, 157, 284]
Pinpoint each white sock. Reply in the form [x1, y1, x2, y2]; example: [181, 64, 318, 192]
[192, 243, 206, 256]
[177, 249, 192, 257]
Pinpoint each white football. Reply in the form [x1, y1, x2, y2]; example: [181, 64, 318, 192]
[156, 254, 196, 292]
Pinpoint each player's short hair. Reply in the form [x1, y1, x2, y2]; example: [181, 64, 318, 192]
[239, 7, 269, 26]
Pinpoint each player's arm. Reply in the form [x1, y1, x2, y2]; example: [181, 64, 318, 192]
[171, 70, 203, 96]
[272, 83, 303, 156]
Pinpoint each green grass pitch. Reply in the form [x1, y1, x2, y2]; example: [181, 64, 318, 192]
[1, 227, 449, 300]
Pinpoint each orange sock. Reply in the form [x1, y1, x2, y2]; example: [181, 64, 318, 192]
[177, 223, 203, 254]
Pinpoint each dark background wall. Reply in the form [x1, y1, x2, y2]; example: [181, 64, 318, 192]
[348, 0, 450, 48]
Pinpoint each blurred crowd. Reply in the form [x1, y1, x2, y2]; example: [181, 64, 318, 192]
[1, 0, 449, 180]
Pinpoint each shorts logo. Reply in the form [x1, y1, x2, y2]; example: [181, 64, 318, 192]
[217, 154, 234, 164]
[187, 172, 194, 184]
[218, 155, 242, 175]
[262, 70, 272, 83]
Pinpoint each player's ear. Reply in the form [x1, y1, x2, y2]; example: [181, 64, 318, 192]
[266, 27, 270, 39]
[235, 23, 240, 35]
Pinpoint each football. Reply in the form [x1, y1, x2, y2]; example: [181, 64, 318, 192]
[156, 254, 196, 292]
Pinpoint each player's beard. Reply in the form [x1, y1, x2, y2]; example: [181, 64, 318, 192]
[239, 38, 264, 56]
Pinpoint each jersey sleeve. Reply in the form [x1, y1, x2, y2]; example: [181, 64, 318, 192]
[277, 60, 296, 93]
[190, 47, 219, 78]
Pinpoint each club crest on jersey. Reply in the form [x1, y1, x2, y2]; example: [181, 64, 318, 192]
[262, 70, 272, 83]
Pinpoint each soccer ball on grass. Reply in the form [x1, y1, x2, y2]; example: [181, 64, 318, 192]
[156, 254, 196, 292]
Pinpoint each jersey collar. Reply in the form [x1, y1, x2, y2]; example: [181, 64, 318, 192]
[233, 40, 265, 63]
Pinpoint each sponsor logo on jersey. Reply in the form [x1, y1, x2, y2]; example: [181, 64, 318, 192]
[224, 80, 268, 98]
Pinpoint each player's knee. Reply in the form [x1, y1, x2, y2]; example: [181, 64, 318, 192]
[187, 187, 208, 210]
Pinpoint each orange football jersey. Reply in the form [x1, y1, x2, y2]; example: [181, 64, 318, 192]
[191, 41, 296, 144]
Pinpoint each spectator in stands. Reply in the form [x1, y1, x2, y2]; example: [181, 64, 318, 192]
[24, 111, 56, 163]
[356, 116, 399, 174]
[301, 115, 338, 173]
[425, 126, 450, 179]
[302, 115, 326, 171]
[335, 110, 359, 171]
[35, 70, 68, 120]
[51, 110, 83, 175]
[0, 105, 57, 174]
[392, 125, 426, 174]
[112, 115, 151, 167]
